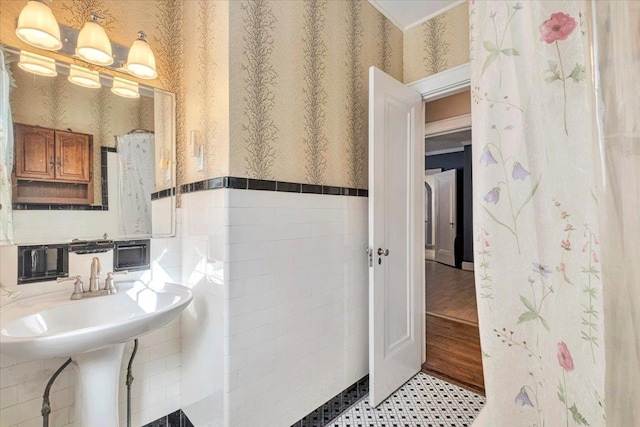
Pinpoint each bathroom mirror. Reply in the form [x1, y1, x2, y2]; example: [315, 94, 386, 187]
[0, 45, 176, 245]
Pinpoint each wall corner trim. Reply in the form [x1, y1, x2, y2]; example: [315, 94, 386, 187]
[404, 0, 468, 32]
[367, 0, 405, 32]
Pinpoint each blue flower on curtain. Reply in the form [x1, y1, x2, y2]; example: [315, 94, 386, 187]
[484, 187, 501, 204]
[532, 262, 552, 278]
[480, 146, 498, 166]
[515, 387, 534, 407]
[512, 161, 531, 180]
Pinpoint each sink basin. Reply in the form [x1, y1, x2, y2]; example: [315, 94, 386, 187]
[0, 281, 192, 359]
[0, 280, 192, 427]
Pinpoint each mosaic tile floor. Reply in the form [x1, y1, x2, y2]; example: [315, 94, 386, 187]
[328, 372, 485, 427]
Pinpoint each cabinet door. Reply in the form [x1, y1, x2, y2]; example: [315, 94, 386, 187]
[55, 131, 91, 182]
[14, 124, 55, 180]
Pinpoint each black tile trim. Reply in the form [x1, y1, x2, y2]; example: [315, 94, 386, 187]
[179, 176, 368, 198]
[151, 187, 176, 201]
[248, 178, 276, 191]
[12, 204, 109, 211]
[290, 375, 369, 427]
[142, 409, 193, 427]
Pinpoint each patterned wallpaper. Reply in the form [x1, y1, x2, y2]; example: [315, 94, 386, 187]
[0, 0, 229, 188]
[403, 2, 470, 83]
[229, 0, 403, 189]
[2, 0, 401, 190]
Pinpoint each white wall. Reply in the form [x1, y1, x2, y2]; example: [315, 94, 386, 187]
[0, 200, 182, 427]
[1, 188, 369, 427]
[224, 189, 368, 427]
[179, 188, 369, 427]
[179, 190, 226, 426]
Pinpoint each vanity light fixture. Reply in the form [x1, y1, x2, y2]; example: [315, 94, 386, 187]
[111, 77, 139, 99]
[125, 31, 157, 79]
[68, 64, 101, 88]
[18, 50, 57, 77]
[76, 13, 113, 66]
[15, 0, 62, 51]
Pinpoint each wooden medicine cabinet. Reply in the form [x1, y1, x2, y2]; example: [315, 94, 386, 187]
[13, 123, 94, 205]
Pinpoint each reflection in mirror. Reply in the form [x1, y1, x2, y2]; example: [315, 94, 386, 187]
[0, 45, 176, 245]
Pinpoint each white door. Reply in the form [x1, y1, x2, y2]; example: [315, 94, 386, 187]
[434, 169, 457, 267]
[368, 67, 423, 407]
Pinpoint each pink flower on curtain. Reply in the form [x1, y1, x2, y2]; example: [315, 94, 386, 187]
[540, 12, 583, 136]
[539, 12, 577, 43]
[557, 341, 575, 371]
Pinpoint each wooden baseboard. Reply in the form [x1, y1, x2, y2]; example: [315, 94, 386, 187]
[462, 261, 474, 271]
[425, 314, 485, 394]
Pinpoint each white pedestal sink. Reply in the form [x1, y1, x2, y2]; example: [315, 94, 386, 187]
[0, 281, 193, 427]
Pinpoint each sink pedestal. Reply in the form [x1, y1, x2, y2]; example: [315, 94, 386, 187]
[73, 343, 126, 427]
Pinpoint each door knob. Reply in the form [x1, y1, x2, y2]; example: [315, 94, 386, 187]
[377, 248, 389, 256]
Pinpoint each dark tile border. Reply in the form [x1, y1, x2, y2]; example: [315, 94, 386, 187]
[142, 409, 193, 427]
[290, 375, 369, 427]
[180, 176, 368, 198]
[151, 187, 176, 201]
[13, 147, 113, 211]
[141, 377, 367, 427]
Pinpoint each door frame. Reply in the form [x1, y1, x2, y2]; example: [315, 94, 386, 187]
[406, 62, 471, 366]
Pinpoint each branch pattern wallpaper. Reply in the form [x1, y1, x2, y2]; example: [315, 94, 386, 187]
[2, 0, 401, 191]
[302, 0, 329, 185]
[404, 2, 469, 83]
[229, 0, 402, 188]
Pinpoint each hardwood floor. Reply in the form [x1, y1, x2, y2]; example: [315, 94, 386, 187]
[424, 261, 484, 393]
[426, 260, 478, 324]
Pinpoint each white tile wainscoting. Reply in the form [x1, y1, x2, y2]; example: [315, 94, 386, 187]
[179, 188, 369, 427]
[1, 187, 369, 427]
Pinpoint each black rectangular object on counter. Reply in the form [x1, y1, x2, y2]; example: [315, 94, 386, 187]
[114, 240, 150, 272]
[18, 244, 69, 284]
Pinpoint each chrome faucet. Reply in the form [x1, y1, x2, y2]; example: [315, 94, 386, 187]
[89, 257, 101, 292]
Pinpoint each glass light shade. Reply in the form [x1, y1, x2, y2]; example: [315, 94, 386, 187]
[15, 1, 62, 51]
[76, 21, 113, 66]
[125, 35, 157, 79]
[18, 50, 57, 77]
[111, 77, 139, 98]
[68, 65, 101, 88]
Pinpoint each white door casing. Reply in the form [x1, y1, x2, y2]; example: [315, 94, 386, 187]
[368, 66, 424, 407]
[434, 169, 457, 267]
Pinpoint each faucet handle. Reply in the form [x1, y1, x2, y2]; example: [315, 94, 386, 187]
[58, 275, 84, 300]
[104, 270, 128, 294]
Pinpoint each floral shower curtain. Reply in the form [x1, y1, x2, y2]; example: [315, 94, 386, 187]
[470, 1, 607, 426]
[117, 133, 155, 236]
[0, 49, 13, 245]
[591, 2, 640, 426]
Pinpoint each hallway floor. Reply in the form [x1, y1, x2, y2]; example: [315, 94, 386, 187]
[329, 373, 485, 427]
[426, 261, 477, 324]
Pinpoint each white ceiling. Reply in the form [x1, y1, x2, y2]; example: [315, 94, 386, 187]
[369, 0, 461, 31]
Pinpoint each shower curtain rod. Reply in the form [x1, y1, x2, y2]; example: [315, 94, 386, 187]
[112, 129, 155, 148]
